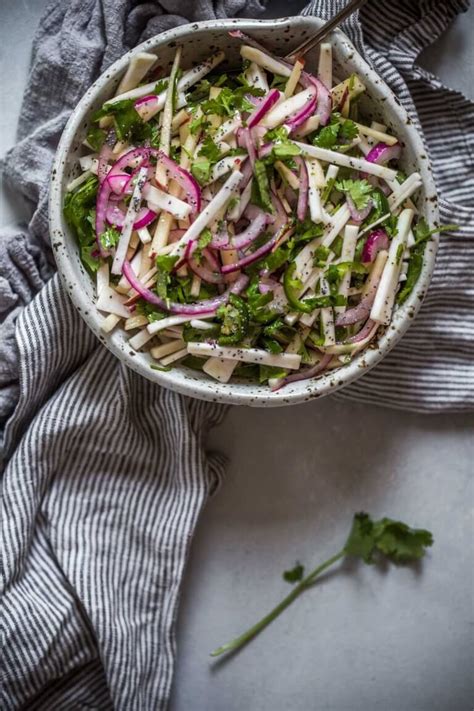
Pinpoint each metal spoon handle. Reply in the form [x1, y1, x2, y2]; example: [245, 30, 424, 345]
[284, 0, 368, 60]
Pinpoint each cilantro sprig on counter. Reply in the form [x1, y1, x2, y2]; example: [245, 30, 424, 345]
[210, 512, 433, 658]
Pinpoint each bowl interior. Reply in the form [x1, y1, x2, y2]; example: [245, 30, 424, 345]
[51, 16, 438, 407]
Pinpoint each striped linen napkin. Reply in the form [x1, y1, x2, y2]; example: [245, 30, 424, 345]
[0, 1, 472, 709]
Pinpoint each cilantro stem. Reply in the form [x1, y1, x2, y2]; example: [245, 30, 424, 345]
[210, 550, 344, 657]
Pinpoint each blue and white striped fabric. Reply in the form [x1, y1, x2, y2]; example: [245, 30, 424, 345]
[1, 1, 472, 709]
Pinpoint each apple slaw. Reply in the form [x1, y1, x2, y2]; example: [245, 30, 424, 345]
[64, 33, 432, 390]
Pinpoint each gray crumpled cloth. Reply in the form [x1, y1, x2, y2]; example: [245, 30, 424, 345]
[1, 1, 473, 709]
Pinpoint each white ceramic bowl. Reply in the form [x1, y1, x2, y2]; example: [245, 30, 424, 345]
[49, 16, 439, 407]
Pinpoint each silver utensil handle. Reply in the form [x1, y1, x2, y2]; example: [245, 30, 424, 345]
[284, 0, 369, 60]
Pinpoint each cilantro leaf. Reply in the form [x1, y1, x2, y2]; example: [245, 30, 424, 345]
[283, 562, 305, 583]
[191, 137, 223, 185]
[246, 277, 278, 324]
[264, 126, 289, 143]
[156, 254, 178, 273]
[259, 364, 287, 384]
[339, 118, 359, 141]
[344, 512, 433, 564]
[64, 175, 100, 274]
[372, 518, 434, 563]
[86, 125, 106, 152]
[272, 142, 302, 158]
[198, 136, 221, 162]
[191, 157, 211, 185]
[93, 98, 152, 143]
[336, 179, 373, 210]
[271, 74, 289, 91]
[99, 225, 120, 251]
[153, 78, 168, 95]
[189, 113, 210, 135]
[201, 84, 264, 117]
[325, 261, 367, 287]
[313, 120, 340, 149]
[312, 113, 358, 149]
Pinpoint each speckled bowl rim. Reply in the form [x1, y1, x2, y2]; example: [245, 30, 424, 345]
[49, 16, 439, 407]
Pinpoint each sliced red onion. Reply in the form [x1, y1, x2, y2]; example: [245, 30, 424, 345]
[286, 95, 317, 133]
[245, 203, 268, 221]
[202, 247, 220, 271]
[251, 125, 267, 142]
[365, 142, 402, 166]
[269, 191, 288, 234]
[247, 88, 280, 128]
[271, 352, 333, 391]
[258, 277, 279, 294]
[155, 152, 201, 214]
[96, 146, 154, 255]
[106, 203, 126, 227]
[186, 241, 224, 284]
[96, 146, 200, 254]
[241, 127, 257, 170]
[106, 204, 156, 230]
[240, 157, 254, 184]
[347, 196, 373, 224]
[221, 234, 278, 274]
[348, 319, 377, 343]
[210, 222, 230, 249]
[212, 211, 268, 251]
[335, 294, 373, 327]
[107, 172, 130, 194]
[122, 260, 248, 315]
[361, 229, 389, 263]
[246, 94, 264, 107]
[284, 185, 297, 209]
[133, 208, 157, 230]
[294, 156, 309, 221]
[258, 143, 273, 159]
[300, 74, 331, 126]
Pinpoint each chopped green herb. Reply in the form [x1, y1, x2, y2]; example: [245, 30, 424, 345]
[156, 254, 178, 273]
[86, 125, 106, 152]
[312, 113, 358, 149]
[336, 179, 373, 211]
[246, 277, 278, 324]
[202, 85, 263, 117]
[259, 364, 287, 383]
[198, 136, 221, 162]
[99, 226, 120, 251]
[63, 175, 100, 273]
[153, 78, 168, 95]
[189, 113, 210, 135]
[283, 562, 305, 584]
[191, 157, 211, 185]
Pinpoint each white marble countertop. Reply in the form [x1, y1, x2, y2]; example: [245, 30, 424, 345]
[1, 3, 473, 710]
